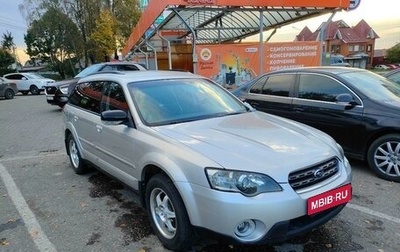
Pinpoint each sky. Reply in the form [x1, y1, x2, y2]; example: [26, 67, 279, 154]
[1, 0, 399, 64]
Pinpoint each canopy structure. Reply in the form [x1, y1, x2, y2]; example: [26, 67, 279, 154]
[122, 0, 351, 70]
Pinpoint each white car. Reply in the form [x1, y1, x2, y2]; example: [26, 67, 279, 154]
[63, 70, 352, 250]
[3, 72, 55, 95]
[374, 64, 389, 70]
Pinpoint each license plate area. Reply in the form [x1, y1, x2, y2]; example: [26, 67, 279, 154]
[307, 184, 352, 215]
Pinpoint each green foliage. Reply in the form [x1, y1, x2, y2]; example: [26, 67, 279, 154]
[0, 49, 15, 76]
[386, 43, 400, 63]
[25, 7, 83, 78]
[89, 10, 117, 62]
[2, 32, 15, 51]
[20, 0, 142, 76]
[0, 33, 16, 76]
[113, 0, 142, 50]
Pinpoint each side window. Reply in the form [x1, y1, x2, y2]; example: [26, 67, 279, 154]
[298, 74, 352, 102]
[101, 82, 128, 112]
[116, 65, 140, 71]
[388, 72, 400, 84]
[5, 74, 22, 80]
[69, 81, 104, 113]
[249, 76, 267, 94]
[262, 74, 294, 97]
[101, 65, 117, 71]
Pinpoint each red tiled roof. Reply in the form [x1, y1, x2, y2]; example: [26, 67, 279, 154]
[297, 19, 379, 43]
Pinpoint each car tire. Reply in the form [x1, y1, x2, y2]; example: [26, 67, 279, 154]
[367, 134, 400, 182]
[146, 173, 194, 251]
[58, 102, 67, 108]
[30, 85, 40, 95]
[4, 89, 15, 99]
[21, 91, 29, 95]
[67, 134, 87, 174]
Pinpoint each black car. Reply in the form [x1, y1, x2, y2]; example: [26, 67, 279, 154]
[232, 66, 400, 182]
[45, 62, 147, 107]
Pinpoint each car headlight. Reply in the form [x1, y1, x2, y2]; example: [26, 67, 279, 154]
[205, 168, 282, 197]
[59, 85, 69, 94]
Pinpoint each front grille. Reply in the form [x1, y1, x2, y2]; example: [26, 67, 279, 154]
[288, 158, 339, 190]
[45, 86, 57, 95]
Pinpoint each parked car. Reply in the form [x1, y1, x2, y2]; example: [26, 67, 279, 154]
[383, 68, 400, 84]
[3, 72, 55, 95]
[374, 64, 390, 70]
[63, 70, 352, 250]
[45, 61, 147, 107]
[232, 66, 400, 182]
[0, 77, 18, 99]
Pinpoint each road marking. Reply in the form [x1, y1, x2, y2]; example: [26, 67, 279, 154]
[0, 163, 57, 252]
[0, 152, 65, 162]
[347, 203, 400, 224]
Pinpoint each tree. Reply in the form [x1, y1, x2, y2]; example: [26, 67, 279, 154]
[386, 43, 400, 64]
[0, 49, 15, 76]
[64, 0, 102, 66]
[90, 9, 116, 62]
[24, 7, 83, 78]
[111, 0, 142, 58]
[0, 32, 16, 76]
[21, 0, 142, 71]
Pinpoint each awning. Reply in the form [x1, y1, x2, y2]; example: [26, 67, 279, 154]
[122, 0, 351, 58]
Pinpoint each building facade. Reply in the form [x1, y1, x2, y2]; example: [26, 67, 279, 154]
[295, 19, 379, 69]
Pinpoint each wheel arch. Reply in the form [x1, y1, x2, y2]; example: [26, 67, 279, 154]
[4, 88, 15, 98]
[364, 129, 400, 159]
[139, 164, 165, 208]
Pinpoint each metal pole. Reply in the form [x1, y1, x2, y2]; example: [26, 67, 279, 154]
[158, 32, 172, 70]
[145, 42, 158, 70]
[320, 12, 337, 66]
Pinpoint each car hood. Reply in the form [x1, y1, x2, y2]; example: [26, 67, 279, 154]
[155, 111, 338, 182]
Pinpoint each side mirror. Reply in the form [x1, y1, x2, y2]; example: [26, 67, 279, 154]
[243, 102, 256, 111]
[335, 93, 357, 109]
[101, 110, 128, 125]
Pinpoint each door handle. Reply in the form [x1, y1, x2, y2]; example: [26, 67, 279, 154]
[293, 107, 304, 112]
[96, 125, 103, 133]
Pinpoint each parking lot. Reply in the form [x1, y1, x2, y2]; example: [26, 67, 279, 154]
[1, 94, 399, 252]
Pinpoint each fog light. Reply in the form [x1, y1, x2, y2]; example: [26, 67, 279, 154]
[234, 220, 256, 237]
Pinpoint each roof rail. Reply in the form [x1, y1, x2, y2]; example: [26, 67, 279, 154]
[87, 71, 126, 76]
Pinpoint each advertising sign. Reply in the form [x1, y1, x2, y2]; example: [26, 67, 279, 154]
[196, 41, 321, 86]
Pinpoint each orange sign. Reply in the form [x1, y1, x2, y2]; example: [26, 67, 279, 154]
[196, 41, 321, 86]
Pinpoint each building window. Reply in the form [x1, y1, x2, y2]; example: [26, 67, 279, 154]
[367, 44, 372, 52]
[331, 45, 341, 54]
[349, 44, 365, 53]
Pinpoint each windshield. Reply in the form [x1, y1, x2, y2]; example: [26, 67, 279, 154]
[75, 64, 103, 78]
[340, 71, 400, 102]
[129, 78, 248, 126]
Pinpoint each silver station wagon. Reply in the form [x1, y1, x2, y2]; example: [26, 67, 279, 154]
[63, 70, 352, 250]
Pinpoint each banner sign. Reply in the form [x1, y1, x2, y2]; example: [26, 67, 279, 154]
[196, 41, 321, 86]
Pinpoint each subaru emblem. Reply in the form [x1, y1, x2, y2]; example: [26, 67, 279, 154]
[313, 168, 324, 178]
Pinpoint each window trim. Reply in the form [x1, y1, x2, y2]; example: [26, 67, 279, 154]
[294, 72, 363, 107]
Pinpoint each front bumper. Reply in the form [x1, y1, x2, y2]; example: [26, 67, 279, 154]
[176, 159, 352, 244]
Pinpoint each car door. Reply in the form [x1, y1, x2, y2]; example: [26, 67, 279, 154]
[67, 81, 104, 163]
[291, 73, 364, 154]
[244, 73, 295, 118]
[4, 74, 28, 91]
[94, 81, 140, 188]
